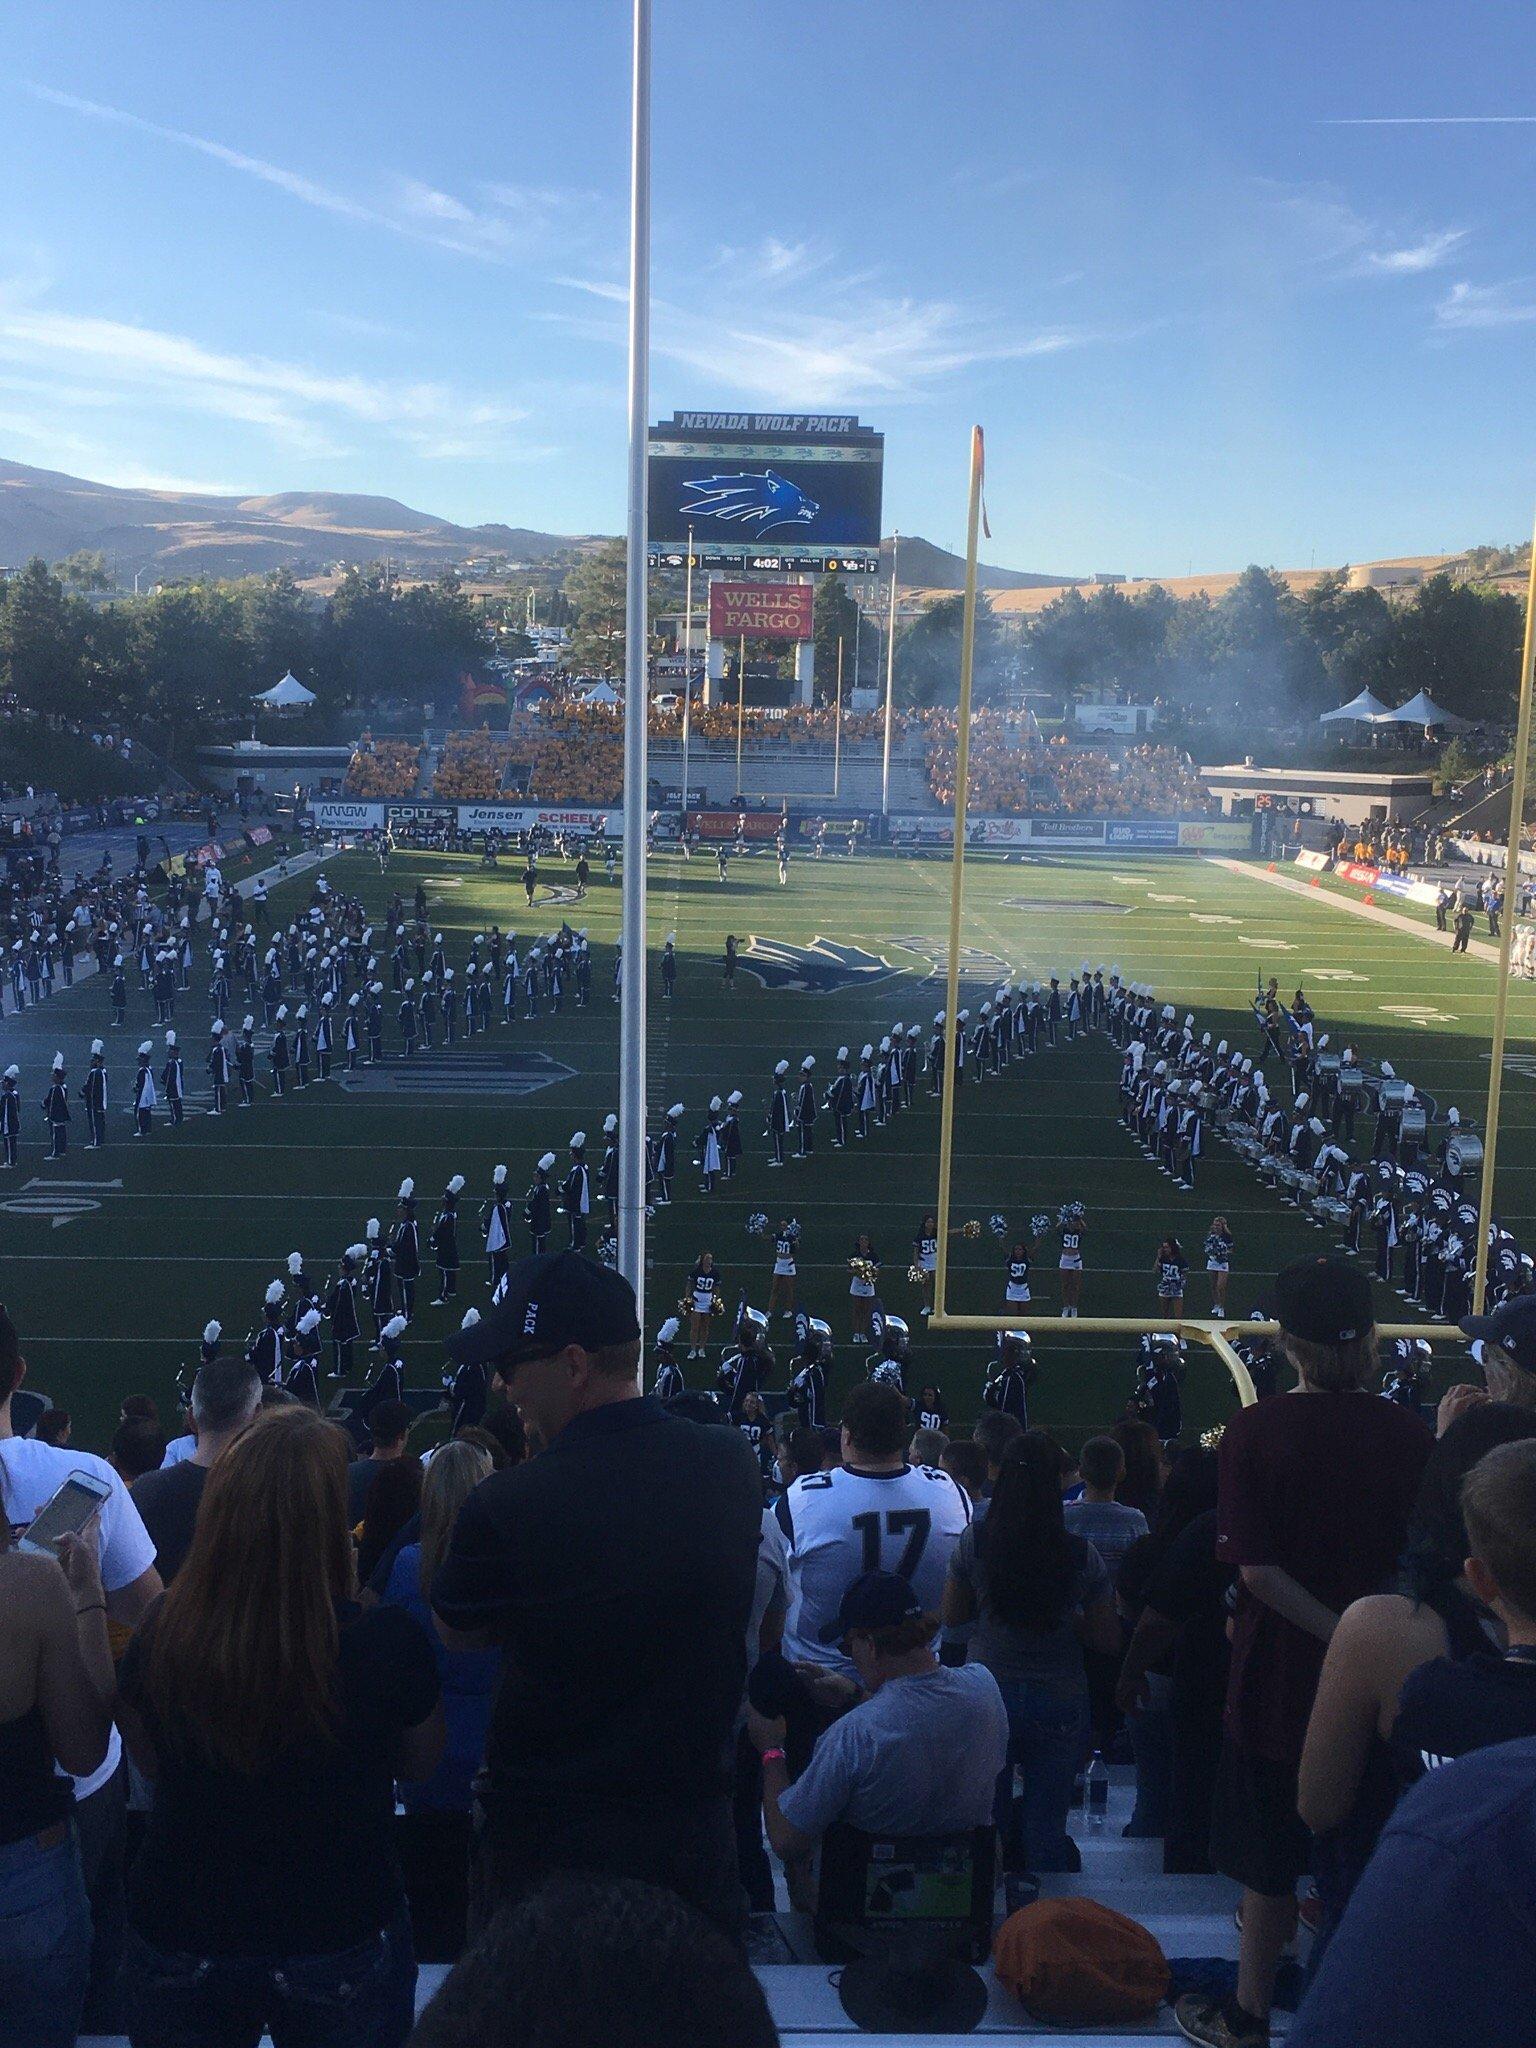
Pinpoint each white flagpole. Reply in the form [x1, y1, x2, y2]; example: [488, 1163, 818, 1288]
[881, 528, 898, 818]
[618, 0, 651, 1315]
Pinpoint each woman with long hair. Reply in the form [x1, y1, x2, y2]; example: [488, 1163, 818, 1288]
[381, 1440, 499, 1817]
[1112, 1417, 1167, 1522]
[358, 1454, 425, 1588]
[1154, 1233, 1187, 1323]
[943, 1430, 1118, 1872]
[117, 1406, 443, 2048]
[0, 1496, 114, 2048]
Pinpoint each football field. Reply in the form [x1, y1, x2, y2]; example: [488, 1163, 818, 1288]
[4, 843, 1533, 1453]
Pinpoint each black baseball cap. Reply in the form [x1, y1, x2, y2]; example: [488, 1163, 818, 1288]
[818, 1570, 924, 1644]
[1274, 1256, 1375, 1346]
[1461, 1294, 1536, 1375]
[446, 1251, 641, 1372]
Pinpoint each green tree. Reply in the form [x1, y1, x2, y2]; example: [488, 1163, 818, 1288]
[1380, 575, 1524, 724]
[54, 549, 114, 592]
[1, 559, 90, 716]
[564, 539, 628, 676]
[813, 575, 861, 700]
[894, 593, 1003, 707]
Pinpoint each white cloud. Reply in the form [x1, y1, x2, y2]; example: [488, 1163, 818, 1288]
[1364, 229, 1468, 274]
[0, 293, 531, 461]
[25, 83, 602, 266]
[1435, 279, 1536, 330]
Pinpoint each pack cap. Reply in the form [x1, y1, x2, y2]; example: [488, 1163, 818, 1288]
[446, 1249, 642, 1372]
[817, 1569, 924, 1645]
[1460, 1293, 1536, 1375]
[1274, 1256, 1375, 1346]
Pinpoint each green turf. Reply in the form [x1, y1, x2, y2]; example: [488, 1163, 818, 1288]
[4, 845, 1533, 1454]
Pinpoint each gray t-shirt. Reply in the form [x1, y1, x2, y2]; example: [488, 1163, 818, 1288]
[947, 1520, 1109, 1699]
[1063, 1499, 1149, 1584]
[779, 1666, 1008, 1839]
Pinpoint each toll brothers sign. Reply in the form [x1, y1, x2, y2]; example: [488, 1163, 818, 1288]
[707, 581, 814, 641]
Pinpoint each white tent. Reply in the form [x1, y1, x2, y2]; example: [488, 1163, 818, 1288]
[575, 679, 620, 706]
[1368, 689, 1471, 731]
[254, 670, 317, 709]
[1319, 688, 1390, 724]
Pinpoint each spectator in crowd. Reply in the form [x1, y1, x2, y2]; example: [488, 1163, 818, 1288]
[380, 1439, 500, 1813]
[1459, 1290, 1536, 1413]
[943, 1430, 1119, 1872]
[0, 1514, 115, 2048]
[431, 1253, 762, 1940]
[774, 1424, 825, 1489]
[749, 1572, 1007, 1890]
[407, 1874, 780, 2048]
[1114, 1446, 1223, 1862]
[941, 1438, 989, 1505]
[34, 1408, 71, 1447]
[0, 1304, 160, 2033]
[1175, 1259, 1433, 2048]
[971, 1410, 1024, 1501]
[359, 1454, 426, 1587]
[1286, 1736, 1536, 2048]
[130, 1356, 261, 1584]
[349, 1399, 416, 1525]
[909, 1425, 948, 1467]
[110, 1416, 166, 1487]
[117, 1406, 443, 2048]
[1298, 1415, 1536, 1952]
[1065, 1435, 1150, 1580]
[1110, 1416, 1166, 1521]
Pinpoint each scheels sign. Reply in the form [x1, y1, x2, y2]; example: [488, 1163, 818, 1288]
[707, 581, 813, 641]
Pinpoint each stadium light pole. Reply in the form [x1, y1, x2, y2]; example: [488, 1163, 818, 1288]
[880, 529, 898, 818]
[680, 524, 694, 832]
[1471, 503, 1536, 1314]
[618, 0, 651, 1314]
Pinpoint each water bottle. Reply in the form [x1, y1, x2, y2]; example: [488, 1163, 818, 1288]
[1085, 1750, 1109, 1831]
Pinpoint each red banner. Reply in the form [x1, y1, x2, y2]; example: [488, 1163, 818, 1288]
[707, 580, 813, 641]
[1336, 861, 1380, 886]
[685, 811, 781, 841]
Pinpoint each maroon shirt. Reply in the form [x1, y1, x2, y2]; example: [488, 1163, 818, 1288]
[1217, 1389, 1432, 1763]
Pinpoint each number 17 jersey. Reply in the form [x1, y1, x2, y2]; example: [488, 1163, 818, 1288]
[775, 1462, 972, 1672]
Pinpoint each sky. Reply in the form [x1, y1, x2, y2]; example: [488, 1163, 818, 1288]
[1, 0, 1534, 577]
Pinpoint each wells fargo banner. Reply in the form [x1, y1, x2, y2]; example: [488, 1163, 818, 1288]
[707, 580, 814, 640]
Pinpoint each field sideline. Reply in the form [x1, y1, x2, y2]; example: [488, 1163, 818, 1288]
[2, 845, 1531, 1452]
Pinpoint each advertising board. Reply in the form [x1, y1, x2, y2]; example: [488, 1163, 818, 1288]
[1176, 820, 1254, 851]
[314, 800, 384, 831]
[1335, 860, 1381, 886]
[707, 581, 814, 640]
[1028, 818, 1108, 844]
[1106, 820, 1180, 848]
[686, 810, 781, 841]
[1293, 849, 1332, 873]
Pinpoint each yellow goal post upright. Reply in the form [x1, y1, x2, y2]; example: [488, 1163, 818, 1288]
[926, 437, 1536, 1407]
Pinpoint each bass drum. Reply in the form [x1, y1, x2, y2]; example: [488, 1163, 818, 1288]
[1399, 1104, 1428, 1149]
[1446, 1132, 1484, 1178]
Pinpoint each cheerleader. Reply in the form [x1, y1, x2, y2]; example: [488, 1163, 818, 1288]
[849, 1231, 881, 1345]
[911, 1213, 939, 1319]
[915, 1382, 949, 1435]
[1003, 1237, 1032, 1313]
[1154, 1234, 1187, 1323]
[1057, 1202, 1086, 1317]
[1204, 1215, 1235, 1318]
[686, 1250, 721, 1358]
[768, 1217, 799, 1319]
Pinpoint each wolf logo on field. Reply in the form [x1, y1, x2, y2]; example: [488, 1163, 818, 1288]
[679, 470, 820, 532]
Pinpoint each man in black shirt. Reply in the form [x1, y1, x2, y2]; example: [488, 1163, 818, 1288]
[432, 1252, 763, 1940]
[131, 1357, 260, 1583]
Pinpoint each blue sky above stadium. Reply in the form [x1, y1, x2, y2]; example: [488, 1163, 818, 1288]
[2, 0, 1533, 575]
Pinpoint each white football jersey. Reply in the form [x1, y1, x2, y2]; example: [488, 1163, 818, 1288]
[776, 1462, 972, 1672]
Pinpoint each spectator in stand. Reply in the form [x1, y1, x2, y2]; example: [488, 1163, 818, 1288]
[941, 1438, 989, 1506]
[1297, 1410, 1536, 1955]
[430, 1253, 762, 1940]
[943, 1430, 1119, 1873]
[1174, 1259, 1433, 2048]
[349, 1399, 416, 1525]
[971, 1409, 1024, 1502]
[1115, 1446, 1223, 1860]
[131, 1357, 261, 1584]
[749, 1572, 1007, 1891]
[110, 1415, 166, 1487]
[117, 1406, 443, 2048]
[1286, 1736, 1536, 2048]
[0, 1514, 115, 2048]
[34, 1408, 71, 1447]
[359, 1454, 425, 1588]
[380, 1439, 500, 1813]
[408, 1874, 780, 2048]
[1065, 1435, 1150, 1580]
[1111, 1416, 1166, 1522]
[0, 1304, 160, 2035]
[909, 1425, 948, 1467]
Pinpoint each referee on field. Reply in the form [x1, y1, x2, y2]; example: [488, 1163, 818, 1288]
[432, 1251, 763, 1939]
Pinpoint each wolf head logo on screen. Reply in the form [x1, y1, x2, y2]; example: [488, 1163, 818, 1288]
[678, 469, 820, 533]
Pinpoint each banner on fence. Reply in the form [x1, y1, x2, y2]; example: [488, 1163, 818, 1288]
[1175, 820, 1253, 850]
[314, 800, 385, 831]
[1335, 860, 1381, 886]
[1107, 820, 1180, 848]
